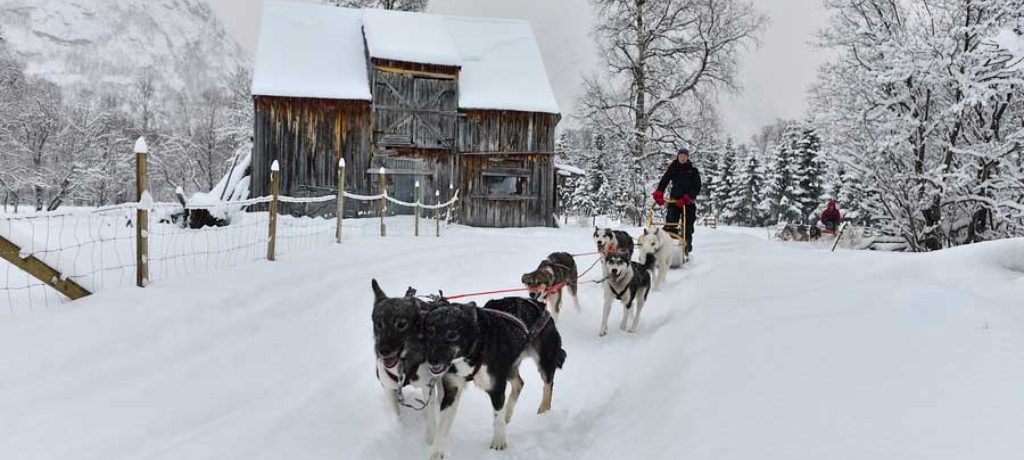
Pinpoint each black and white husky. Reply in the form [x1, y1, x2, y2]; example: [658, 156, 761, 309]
[600, 251, 655, 336]
[521, 251, 581, 321]
[637, 227, 674, 289]
[593, 227, 634, 258]
[423, 297, 566, 459]
[370, 280, 441, 442]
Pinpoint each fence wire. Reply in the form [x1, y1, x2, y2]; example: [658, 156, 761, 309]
[0, 189, 459, 314]
[1, 205, 137, 313]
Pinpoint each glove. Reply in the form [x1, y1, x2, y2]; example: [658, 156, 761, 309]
[676, 194, 693, 207]
[652, 190, 665, 206]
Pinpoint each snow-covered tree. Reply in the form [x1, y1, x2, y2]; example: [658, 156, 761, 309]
[812, 0, 1024, 250]
[579, 0, 765, 223]
[714, 139, 739, 222]
[323, 0, 428, 11]
[728, 144, 766, 226]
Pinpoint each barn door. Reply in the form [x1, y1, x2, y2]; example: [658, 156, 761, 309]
[373, 71, 456, 149]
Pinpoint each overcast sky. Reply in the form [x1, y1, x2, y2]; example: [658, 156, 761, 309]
[207, 0, 831, 142]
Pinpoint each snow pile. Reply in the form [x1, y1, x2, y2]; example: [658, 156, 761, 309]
[992, 28, 1024, 70]
[363, 9, 462, 67]
[252, 1, 371, 100]
[445, 16, 560, 114]
[2, 227, 1024, 459]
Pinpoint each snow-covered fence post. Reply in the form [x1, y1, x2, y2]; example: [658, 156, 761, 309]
[336, 158, 345, 244]
[444, 183, 454, 226]
[134, 137, 149, 288]
[378, 167, 387, 237]
[267, 160, 280, 261]
[414, 181, 421, 237]
[435, 189, 441, 238]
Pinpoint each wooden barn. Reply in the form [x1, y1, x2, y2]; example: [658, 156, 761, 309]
[250, 2, 562, 227]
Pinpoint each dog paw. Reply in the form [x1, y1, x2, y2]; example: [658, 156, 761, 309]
[490, 437, 508, 450]
[599, 330, 607, 337]
[428, 452, 445, 460]
[627, 327, 637, 333]
[537, 404, 551, 414]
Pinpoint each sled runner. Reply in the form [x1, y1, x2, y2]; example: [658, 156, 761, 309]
[645, 203, 688, 269]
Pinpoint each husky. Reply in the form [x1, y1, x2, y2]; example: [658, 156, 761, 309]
[370, 280, 441, 442]
[593, 227, 634, 259]
[423, 297, 566, 459]
[637, 227, 673, 289]
[600, 251, 655, 336]
[521, 252, 581, 321]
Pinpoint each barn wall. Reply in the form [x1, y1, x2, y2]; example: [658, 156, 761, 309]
[457, 111, 559, 154]
[253, 97, 371, 199]
[456, 110, 559, 228]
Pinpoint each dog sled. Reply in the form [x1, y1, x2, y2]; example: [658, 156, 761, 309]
[645, 203, 688, 269]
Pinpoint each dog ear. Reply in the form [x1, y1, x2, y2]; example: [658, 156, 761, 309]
[371, 279, 387, 303]
[404, 286, 417, 297]
[643, 228, 649, 235]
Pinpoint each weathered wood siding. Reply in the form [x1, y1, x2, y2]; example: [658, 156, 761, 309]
[457, 111, 559, 154]
[374, 147, 457, 215]
[253, 97, 371, 199]
[458, 154, 554, 227]
[456, 110, 559, 227]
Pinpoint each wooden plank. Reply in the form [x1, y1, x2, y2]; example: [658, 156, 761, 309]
[0, 235, 91, 300]
[375, 65, 459, 80]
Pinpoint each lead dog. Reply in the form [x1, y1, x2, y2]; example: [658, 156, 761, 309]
[637, 227, 674, 289]
[600, 251, 655, 336]
[423, 297, 566, 459]
[370, 280, 441, 442]
[521, 251, 580, 321]
[593, 227, 634, 258]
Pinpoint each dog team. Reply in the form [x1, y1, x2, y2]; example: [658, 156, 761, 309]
[370, 225, 679, 459]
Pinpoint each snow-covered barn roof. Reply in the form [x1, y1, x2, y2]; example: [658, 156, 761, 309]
[363, 9, 462, 68]
[252, 2, 371, 101]
[252, 2, 559, 114]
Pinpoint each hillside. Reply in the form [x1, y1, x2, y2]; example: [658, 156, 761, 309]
[0, 0, 247, 97]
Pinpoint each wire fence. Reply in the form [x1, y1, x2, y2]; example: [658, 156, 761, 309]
[0, 188, 459, 314]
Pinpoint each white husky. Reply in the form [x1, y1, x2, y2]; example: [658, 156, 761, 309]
[637, 227, 674, 289]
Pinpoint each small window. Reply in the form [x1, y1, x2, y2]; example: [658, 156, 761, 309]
[484, 174, 529, 196]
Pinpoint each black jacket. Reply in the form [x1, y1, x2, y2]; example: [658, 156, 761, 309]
[657, 160, 702, 200]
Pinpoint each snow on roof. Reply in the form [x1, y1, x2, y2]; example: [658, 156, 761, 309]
[554, 162, 585, 176]
[252, 2, 371, 100]
[444, 16, 560, 114]
[251, 3, 559, 114]
[363, 9, 462, 67]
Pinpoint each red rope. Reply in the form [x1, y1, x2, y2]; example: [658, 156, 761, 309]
[570, 251, 601, 257]
[442, 283, 566, 302]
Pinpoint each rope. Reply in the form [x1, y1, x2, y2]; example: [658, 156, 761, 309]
[437, 282, 565, 302]
[278, 195, 336, 204]
[342, 191, 386, 201]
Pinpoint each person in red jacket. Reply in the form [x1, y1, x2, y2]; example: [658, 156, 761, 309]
[652, 147, 702, 254]
[821, 199, 842, 232]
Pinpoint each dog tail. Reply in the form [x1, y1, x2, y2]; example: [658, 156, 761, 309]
[642, 252, 656, 272]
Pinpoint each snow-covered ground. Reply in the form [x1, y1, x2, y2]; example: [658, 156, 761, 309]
[1, 225, 1023, 459]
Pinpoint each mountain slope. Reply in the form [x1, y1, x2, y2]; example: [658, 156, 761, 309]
[0, 0, 246, 96]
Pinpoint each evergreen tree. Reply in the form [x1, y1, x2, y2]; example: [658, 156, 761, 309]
[715, 139, 739, 223]
[792, 125, 823, 221]
[729, 145, 765, 226]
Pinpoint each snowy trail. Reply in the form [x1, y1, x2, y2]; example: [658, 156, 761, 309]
[1, 227, 1023, 459]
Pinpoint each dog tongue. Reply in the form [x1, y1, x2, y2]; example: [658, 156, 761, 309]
[430, 364, 448, 375]
[382, 357, 400, 368]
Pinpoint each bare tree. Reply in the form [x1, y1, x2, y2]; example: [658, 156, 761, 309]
[580, 0, 766, 222]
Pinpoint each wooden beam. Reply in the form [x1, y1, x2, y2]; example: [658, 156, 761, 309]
[459, 151, 556, 156]
[0, 235, 91, 300]
[375, 65, 458, 80]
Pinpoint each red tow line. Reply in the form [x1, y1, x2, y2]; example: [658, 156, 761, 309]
[442, 283, 566, 302]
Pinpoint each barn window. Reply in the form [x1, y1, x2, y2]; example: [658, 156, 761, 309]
[482, 170, 531, 197]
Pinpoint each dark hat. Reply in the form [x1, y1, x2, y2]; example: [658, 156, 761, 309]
[677, 147, 691, 155]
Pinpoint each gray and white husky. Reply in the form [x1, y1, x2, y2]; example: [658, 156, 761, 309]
[600, 251, 655, 336]
[370, 280, 442, 443]
[637, 227, 674, 289]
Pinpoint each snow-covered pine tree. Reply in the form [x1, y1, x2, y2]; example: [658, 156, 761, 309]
[728, 144, 765, 226]
[763, 126, 803, 223]
[792, 125, 823, 222]
[715, 138, 739, 223]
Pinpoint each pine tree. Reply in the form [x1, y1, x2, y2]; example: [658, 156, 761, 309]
[715, 139, 739, 223]
[729, 145, 765, 226]
[792, 126, 823, 221]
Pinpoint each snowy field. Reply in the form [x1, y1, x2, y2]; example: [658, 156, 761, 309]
[1, 225, 1023, 459]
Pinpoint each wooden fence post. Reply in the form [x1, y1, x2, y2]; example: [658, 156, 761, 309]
[435, 189, 441, 237]
[267, 160, 280, 261]
[414, 181, 420, 237]
[336, 158, 345, 244]
[379, 167, 387, 237]
[135, 137, 149, 287]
